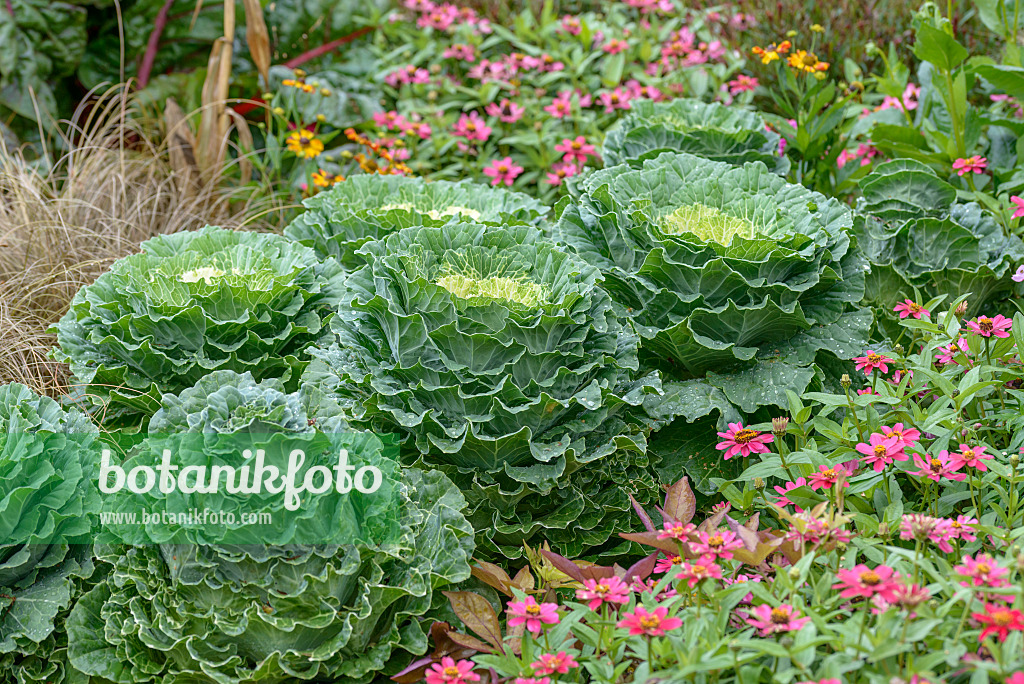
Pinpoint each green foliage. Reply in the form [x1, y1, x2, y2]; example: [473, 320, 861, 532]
[284, 176, 548, 270]
[0, 383, 100, 684]
[601, 98, 788, 173]
[51, 226, 346, 429]
[0, 0, 88, 129]
[855, 159, 1024, 319]
[68, 370, 474, 684]
[303, 221, 664, 559]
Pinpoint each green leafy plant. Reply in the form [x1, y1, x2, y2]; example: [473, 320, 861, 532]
[303, 221, 664, 559]
[0, 383, 100, 684]
[556, 151, 870, 492]
[855, 159, 1024, 327]
[601, 98, 788, 173]
[51, 225, 345, 428]
[283, 175, 548, 270]
[68, 369, 475, 684]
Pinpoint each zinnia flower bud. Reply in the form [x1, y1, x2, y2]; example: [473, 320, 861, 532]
[840, 373, 851, 388]
[753, 477, 766, 490]
[772, 416, 789, 436]
[954, 300, 969, 318]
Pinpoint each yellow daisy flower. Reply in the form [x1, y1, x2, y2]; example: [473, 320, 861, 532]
[787, 50, 830, 73]
[287, 131, 324, 159]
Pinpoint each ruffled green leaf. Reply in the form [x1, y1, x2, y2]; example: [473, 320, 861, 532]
[601, 99, 789, 174]
[284, 176, 548, 270]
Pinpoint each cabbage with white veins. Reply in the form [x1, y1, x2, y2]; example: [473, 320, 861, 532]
[556, 152, 869, 491]
[304, 222, 665, 559]
[51, 226, 345, 428]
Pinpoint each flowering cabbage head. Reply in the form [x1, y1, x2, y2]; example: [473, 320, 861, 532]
[284, 175, 548, 270]
[601, 99, 788, 174]
[52, 226, 345, 428]
[856, 159, 1024, 318]
[304, 221, 664, 559]
[0, 384, 99, 684]
[556, 152, 869, 491]
[68, 371, 474, 684]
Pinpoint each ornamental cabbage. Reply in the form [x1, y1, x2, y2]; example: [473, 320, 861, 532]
[556, 152, 869, 491]
[52, 226, 345, 428]
[68, 371, 474, 684]
[601, 99, 789, 174]
[283, 175, 548, 270]
[0, 383, 99, 684]
[303, 222, 664, 559]
[856, 159, 1024, 317]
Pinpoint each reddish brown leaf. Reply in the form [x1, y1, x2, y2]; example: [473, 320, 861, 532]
[512, 565, 535, 593]
[471, 561, 513, 596]
[725, 516, 761, 552]
[540, 549, 586, 583]
[629, 493, 656, 532]
[447, 631, 497, 654]
[442, 591, 505, 653]
[619, 531, 683, 556]
[663, 476, 697, 524]
[624, 552, 658, 582]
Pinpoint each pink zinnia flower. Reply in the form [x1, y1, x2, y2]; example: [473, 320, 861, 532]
[833, 564, 900, 602]
[483, 157, 523, 186]
[599, 88, 632, 112]
[948, 515, 979, 542]
[544, 94, 572, 118]
[485, 98, 525, 123]
[772, 477, 806, 511]
[947, 444, 993, 472]
[880, 423, 921, 449]
[1013, 265, 1024, 282]
[676, 560, 723, 588]
[602, 38, 629, 54]
[910, 452, 966, 482]
[855, 432, 904, 472]
[745, 604, 810, 636]
[545, 161, 579, 186]
[555, 136, 596, 164]
[955, 553, 1010, 588]
[630, 577, 678, 602]
[576, 576, 631, 610]
[617, 605, 683, 636]
[531, 651, 579, 676]
[1006, 673, 1024, 684]
[853, 350, 893, 375]
[808, 463, 850, 490]
[515, 678, 549, 684]
[900, 514, 956, 552]
[1011, 195, 1024, 219]
[715, 422, 773, 460]
[973, 604, 1024, 642]
[559, 15, 581, 35]
[893, 299, 929, 319]
[507, 596, 559, 634]
[452, 111, 492, 142]
[653, 555, 683, 574]
[966, 314, 1012, 338]
[373, 110, 409, 131]
[426, 657, 480, 684]
[953, 155, 987, 176]
[657, 521, 696, 541]
[443, 43, 476, 62]
[691, 530, 744, 561]
[935, 338, 970, 365]
[728, 74, 759, 94]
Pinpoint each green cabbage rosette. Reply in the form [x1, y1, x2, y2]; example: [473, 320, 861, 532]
[303, 221, 664, 559]
[51, 226, 345, 429]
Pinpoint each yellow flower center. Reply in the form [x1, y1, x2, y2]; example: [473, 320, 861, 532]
[639, 615, 661, 629]
[444, 667, 461, 677]
[860, 571, 881, 585]
[770, 608, 791, 624]
[733, 428, 758, 444]
[525, 604, 542, 616]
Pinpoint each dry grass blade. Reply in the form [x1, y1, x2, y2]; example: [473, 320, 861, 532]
[0, 85, 267, 398]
